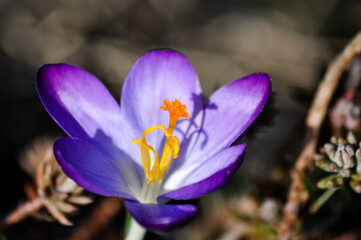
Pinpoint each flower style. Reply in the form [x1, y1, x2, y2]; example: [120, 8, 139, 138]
[36, 49, 271, 232]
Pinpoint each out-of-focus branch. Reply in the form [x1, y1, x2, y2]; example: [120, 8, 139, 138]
[0, 198, 44, 232]
[307, 33, 361, 130]
[279, 32, 361, 240]
[67, 198, 124, 240]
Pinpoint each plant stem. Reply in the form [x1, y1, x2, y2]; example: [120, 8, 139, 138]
[125, 218, 146, 240]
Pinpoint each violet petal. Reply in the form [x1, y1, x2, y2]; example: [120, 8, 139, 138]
[159, 144, 246, 201]
[124, 200, 197, 232]
[54, 137, 137, 199]
[190, 73, 270, 162]
[36, 63, 136, 158]
[121, 49, 203, 150]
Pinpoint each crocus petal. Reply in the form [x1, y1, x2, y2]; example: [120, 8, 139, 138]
[124, 200, 197, 232]
[190, 73, 270, 162]
[121, 49, 203, 151]
[36, 63, 136, 157]
[54, 137, 138, 199]
[160, 144, 246, 201]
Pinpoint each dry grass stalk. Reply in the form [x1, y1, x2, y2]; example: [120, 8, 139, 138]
[279, 32, 361, 240]
[2, 198, 44, 231]
[67, 198, 124, 240]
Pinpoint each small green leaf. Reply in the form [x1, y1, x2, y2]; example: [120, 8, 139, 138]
[338, 168, 351, 178]
[351, 173, 361, 181]
[315, 158, 340, 173]
[317, 175, 345, 189]
[349, 179, 361, 193]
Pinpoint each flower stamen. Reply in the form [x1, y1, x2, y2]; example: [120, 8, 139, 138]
[133, 99, 189, 185]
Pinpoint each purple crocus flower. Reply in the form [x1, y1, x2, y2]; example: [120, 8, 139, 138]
[36, 49, 271, 232]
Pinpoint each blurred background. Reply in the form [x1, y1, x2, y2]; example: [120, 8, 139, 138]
[1, 0, 361, 239]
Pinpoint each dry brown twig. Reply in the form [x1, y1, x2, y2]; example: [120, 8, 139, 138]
[1, 198, 45, 232]
[67, 198, 124, 240]
[279, 32, 361, 240]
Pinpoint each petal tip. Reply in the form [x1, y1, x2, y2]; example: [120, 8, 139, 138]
[36, 63, 79, 90]
[248, 72, 272, 88]
[138, 49, 191, 66]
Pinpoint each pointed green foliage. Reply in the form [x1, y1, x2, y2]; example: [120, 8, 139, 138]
[310, 188, 339, 213]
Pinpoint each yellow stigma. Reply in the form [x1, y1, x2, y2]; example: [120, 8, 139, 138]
[160, 99, 189, 135]
[133, 99, 189, 185]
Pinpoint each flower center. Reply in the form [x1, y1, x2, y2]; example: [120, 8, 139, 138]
[133, 99, 189, 186]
